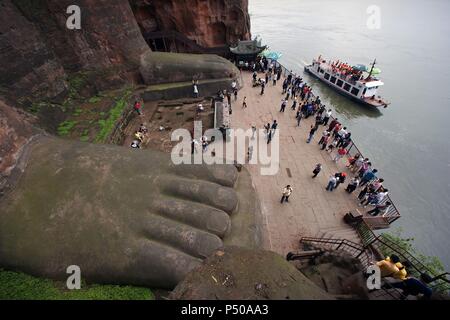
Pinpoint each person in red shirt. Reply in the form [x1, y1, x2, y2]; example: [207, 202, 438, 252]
[334, 147, 347, 163]
[134, 100, 143, 116]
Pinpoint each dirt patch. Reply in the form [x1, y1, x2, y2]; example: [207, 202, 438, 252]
[123, 98, 215, 153]
[54, 88, 133, 143]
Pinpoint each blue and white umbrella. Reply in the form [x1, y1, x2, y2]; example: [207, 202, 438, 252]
[260, 49, 283, 61]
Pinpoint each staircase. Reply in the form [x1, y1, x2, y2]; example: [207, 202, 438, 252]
[298, 231, 450, 299]
[314, 226, 361, 244]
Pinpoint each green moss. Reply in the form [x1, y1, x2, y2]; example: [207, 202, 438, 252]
[88, 96, 103, 104]
[57, 120, 77, 137]
[73, 108, 83, 116]
[95, 88, 133, 143]
[0, 269, 154, 300]
[67, 72, 89, 99]
[29, 102, 45, 114]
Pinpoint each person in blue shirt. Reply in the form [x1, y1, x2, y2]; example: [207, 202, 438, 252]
[359, 169, 378, 187]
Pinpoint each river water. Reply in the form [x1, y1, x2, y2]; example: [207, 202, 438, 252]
[249, 0, 450, 269]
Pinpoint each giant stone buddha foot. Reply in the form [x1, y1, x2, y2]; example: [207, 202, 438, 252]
[0, 136, 259, 289]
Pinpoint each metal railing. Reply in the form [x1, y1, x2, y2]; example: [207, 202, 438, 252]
[300, 234, 450, 298]
[355, 221, 450, 294]
[299, 236, 405, 299]
[270, 59, 401, 225]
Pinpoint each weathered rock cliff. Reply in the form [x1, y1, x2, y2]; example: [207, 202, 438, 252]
[0, 0, 149, 104]
[130, 0, 251, 47]
[0, 0, 249, 105]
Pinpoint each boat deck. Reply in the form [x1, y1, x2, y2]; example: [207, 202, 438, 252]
[229, 71, 383, 255]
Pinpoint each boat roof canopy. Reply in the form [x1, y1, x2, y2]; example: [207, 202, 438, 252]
[365, 80, 384, 88]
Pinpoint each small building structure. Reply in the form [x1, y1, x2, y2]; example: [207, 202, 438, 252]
[230, 37, 267, 68]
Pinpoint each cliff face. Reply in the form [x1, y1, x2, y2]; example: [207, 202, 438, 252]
[0, 0, 150, 103]
[0, 0, 250, 105]
[131, 0, 251, 47]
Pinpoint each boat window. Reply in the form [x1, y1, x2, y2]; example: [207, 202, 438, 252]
[330, 76, 337, 83]
[324, 73, 330, 80]
[351, 87, 360, 96]
[336, 79, 343, 87]
[344, 83, 351, 91]
[319, 68, 325, 74]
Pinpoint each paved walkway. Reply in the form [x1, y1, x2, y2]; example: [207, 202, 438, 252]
[229, 71, 362, 255]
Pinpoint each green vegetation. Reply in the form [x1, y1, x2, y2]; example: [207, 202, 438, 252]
[80, 129, 90, 142]
[95, 88, 133, 143]
[57, 120, 77, 137]
[67, 72, 89, 99]
[88, 96, 103, 104]
[72, 108, 83, 116]
[0, 269, 154, 300]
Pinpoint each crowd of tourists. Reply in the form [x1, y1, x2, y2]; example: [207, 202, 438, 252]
[241, 61, 440, 300]
[329, 60, 364, 81]
[245, 60, 391, 218]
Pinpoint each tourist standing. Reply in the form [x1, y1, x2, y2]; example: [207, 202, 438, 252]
[271, 120, 278, 135]
[291, 97, 298, 110]
[134, 99, 143, 116]
[267, 129, 272, 144]
[307, 125, 317, 143]
[322, 109, 332, 126]
[326, 175, 337, 191]
[360, 168, 378, 186]
[327, 118, 339, 132]
[334, 147, 348, 163]
[226, 91, 232, 106]
[242, 96, 247, 108]
[251, 125, 257, 140]
[286, 87, 291, 100]
[247, 145, 254, 161]
[318, 130, 329, 145]
[280, 99, 287, 112]
[264, 123, 271, 138]
[281, 185, 293, 203]
[296, 109, 303, 127]
[201, 135, 208, 152]
[321, 133, 330, 150]
[193, 80, 199, 98]
[312, 163, 322, 178]
[367, 201, 391, 216]
[334, 172, 346, 189]
[346, 177, 360, 193]
[260, 80, 265, 95]
[282, 79, 288, 94]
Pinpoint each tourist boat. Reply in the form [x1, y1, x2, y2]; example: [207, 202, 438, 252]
[304, 56, 390, 108]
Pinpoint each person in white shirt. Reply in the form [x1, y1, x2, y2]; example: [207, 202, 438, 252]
[323, 109, 332, 126]
[231, 80, 237, 91]
[281, 185, 293, 203]
[326, 175, 337, 191]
